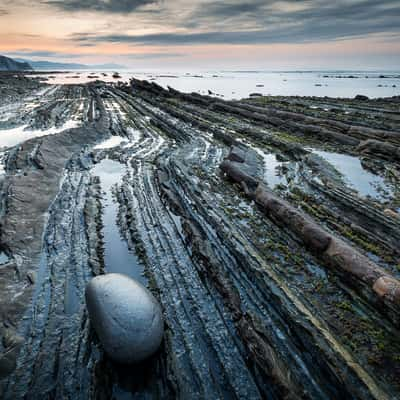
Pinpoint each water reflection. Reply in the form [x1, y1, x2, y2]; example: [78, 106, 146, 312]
[313, 150, 391, 199]
[92, 158, 147, 285]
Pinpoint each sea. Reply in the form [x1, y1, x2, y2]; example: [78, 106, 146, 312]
[30, 69, 400, 100]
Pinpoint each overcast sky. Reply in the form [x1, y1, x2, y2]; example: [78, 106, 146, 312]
[1, 0, 399, 69]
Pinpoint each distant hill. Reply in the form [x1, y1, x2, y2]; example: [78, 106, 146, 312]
[0, 55, 33, 71]
[14, 58, 126, 70]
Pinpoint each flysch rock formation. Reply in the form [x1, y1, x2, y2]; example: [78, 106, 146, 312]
[0, 73, 400, 399]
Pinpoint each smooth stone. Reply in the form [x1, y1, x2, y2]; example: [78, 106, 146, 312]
[85, 273, 163, 364]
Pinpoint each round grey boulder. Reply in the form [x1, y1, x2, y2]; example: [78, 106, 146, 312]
[85, 273, 163, 364]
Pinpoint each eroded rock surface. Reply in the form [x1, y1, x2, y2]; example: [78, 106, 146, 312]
[1, 74, 400, 399]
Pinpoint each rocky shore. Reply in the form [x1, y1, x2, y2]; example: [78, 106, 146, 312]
[0, 73, 400, 399]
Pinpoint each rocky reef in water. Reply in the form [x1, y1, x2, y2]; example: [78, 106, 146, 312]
[0, 73, 400, 399]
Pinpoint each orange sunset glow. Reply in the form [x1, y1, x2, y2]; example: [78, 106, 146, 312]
[1, 0, 399, 69]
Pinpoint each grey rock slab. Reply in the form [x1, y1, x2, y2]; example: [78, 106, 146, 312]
[85, 273, 163, 364]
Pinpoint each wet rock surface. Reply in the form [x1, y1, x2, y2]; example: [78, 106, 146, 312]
[0, 73, 400, 399]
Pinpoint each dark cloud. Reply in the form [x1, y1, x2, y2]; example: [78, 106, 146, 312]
[185, 0, 400, 30]
[44, 0, 156, 13]
[0, 8, 9, 15]
[72, 0, 400, 45]
[189, 0, 400, 20]
[74, 22, 400, 47]
[196, 0, 267, 19]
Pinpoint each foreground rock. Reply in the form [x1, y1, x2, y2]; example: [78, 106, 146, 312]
[221, 146, 400, 323]
[85, 273, 164, 364]
[357, 139, 400, 161]
[254, 184, 400, 308]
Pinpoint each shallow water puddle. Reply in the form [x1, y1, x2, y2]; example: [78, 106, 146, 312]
[94, 136, 127, 149]
[126, 127, 142, 145]
[0, 120, 80, 148]
[313, 150, 392, 199]
[0, 251, 10, 265]
[92, 158, 147, 285]
[253, 147, 287, 188]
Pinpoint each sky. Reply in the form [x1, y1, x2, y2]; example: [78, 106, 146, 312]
[0, 0, 399, 70]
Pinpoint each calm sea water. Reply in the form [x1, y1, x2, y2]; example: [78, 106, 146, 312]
[33, 70, 400, 99]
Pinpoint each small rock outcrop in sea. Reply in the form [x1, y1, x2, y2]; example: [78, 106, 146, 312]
[85, 273, 163, 364]
[355, 94, 369, 101]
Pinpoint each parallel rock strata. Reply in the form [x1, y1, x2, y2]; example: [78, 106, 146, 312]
[1, 75, 400, 399]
